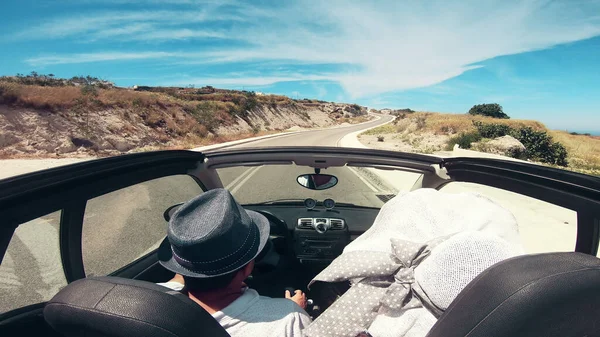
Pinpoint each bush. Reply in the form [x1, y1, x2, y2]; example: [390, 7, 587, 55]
[243, 91, 258, 112]
[0, 85, 18, 104]
[415, 116, 427, 130]
[468, 103, 510, 119]
[470, 121, 569, 166]
[190, 102, 219, 131]
[377, 135, 385, 142]
[447, 132, 482, 149]
[348, 104, 363, 115]
[570, 131, 592, 136]
[473, 121, 513, 138]
[507, 147, 527, 160]
[513, 127, 568, 166]
[81, 85, 98, 97]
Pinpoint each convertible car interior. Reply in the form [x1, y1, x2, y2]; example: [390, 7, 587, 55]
[1, 147, 599, 337]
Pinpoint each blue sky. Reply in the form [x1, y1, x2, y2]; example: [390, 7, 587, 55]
[1, 0, 599, 132]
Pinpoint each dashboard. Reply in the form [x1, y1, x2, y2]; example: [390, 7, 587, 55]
[243, 204, 379, 236]
[244, 199, 380, 263]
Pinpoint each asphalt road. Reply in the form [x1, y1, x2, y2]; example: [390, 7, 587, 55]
[0, 115, 397, 313]
[218, 114, 397, 207]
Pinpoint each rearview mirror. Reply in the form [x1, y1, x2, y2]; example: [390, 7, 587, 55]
[296, 174, 338, 190]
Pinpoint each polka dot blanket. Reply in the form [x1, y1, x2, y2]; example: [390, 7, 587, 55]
[303, 188, 524, 337]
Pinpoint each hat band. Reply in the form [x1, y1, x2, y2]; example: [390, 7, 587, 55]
[170, 222, 259, 275]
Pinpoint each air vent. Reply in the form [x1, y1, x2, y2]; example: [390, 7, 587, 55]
[376, 194, 396, 203]
[297, 218, 314, 229]
[330, 219, 345, 230]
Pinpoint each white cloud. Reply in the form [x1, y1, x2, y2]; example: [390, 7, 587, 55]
[25, 52, 177, 65]
[164, 74, 332, 87]
[15, 9, 244, 40]
[313, 84, 328, 98]
[17, 0, 600, 97]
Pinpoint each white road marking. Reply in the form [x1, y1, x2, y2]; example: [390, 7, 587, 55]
[231, 166, 262, 194]
[225, 167, 254, 190]
[346, 167, 379, 192]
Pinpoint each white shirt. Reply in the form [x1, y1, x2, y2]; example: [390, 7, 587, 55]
[158, 282, 312, 337]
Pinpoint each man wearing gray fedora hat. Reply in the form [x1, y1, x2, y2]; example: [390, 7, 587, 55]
[157, 188, 312, 337]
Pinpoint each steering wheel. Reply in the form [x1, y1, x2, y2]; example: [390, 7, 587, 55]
[253, 210, 292, 249]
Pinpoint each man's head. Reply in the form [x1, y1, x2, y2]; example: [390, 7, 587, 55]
[158, 189, 270, 282]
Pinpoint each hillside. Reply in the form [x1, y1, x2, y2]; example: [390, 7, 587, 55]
[0, 75, 368, 158]
[361, 111, 600, 176]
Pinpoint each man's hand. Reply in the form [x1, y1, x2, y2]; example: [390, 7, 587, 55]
[285, 289, 307, 309]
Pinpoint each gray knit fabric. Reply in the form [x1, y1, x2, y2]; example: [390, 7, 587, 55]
[415, 231, 518, 310]
[344, 189, 523, 255]
[304, 189, 523, 337]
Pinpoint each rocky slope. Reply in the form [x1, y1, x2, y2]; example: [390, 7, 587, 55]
[0, 80, 368, 158]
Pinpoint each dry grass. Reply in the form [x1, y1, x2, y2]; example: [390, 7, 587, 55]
[415, 112, 546, 135]
[363, 124, 396, 135]
[0, 82, 293, 116]
[0, 82, 81, 110]
[100, 89, 174, 108]
[0, 82, 306, 138]
[364, 112, 545, 137]
[549, 131, 600, 175]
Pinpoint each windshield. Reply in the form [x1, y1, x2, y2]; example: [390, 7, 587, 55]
[217, 164, 422, 208]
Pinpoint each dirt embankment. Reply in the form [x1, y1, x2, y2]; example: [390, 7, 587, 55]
[360, 111, 600, 175]
[0, 81, 368, 158]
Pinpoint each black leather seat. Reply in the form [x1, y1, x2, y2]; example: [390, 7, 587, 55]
[44, 276, 230, 337]
[426, 252, 600, 337]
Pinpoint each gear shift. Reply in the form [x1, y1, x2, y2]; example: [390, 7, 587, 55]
[285, 287, 317, 317]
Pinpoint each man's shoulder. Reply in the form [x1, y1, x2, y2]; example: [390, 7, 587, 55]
[253, 293, 306, 314]
[234, 292, 311, 333]
[237, 289, 308, 321]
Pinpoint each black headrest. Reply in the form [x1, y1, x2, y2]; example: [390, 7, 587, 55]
[426, 252, 600, 337]
[44, 277, 229, 337]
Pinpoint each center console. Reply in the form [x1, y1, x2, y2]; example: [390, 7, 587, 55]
[293, 217, 350, 263]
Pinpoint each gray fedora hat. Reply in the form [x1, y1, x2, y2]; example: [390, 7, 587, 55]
[158, 188, 270, 278]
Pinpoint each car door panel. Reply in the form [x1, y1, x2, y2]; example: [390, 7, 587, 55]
[0, 150, 205, 329]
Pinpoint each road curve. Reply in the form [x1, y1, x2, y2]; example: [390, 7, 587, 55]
[233, 114, 394, 148]
[217, 114, 399, 209]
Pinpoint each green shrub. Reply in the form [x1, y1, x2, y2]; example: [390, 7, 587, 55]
[415, 116, 427, 130]
[0, 85, 18, 104]
[469, 121, 569, 167]
[81, 85, 98, 96]
[510, 127, 568, 166]
[243, 91, 258, 112]
[377, 135, 385, 142]
[507, 147, 527, 160]
[447, 132, 482, 149]
[190, 102, 219, 131]
[468, 103, 510, 119]
[473, 121, 513, 138]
